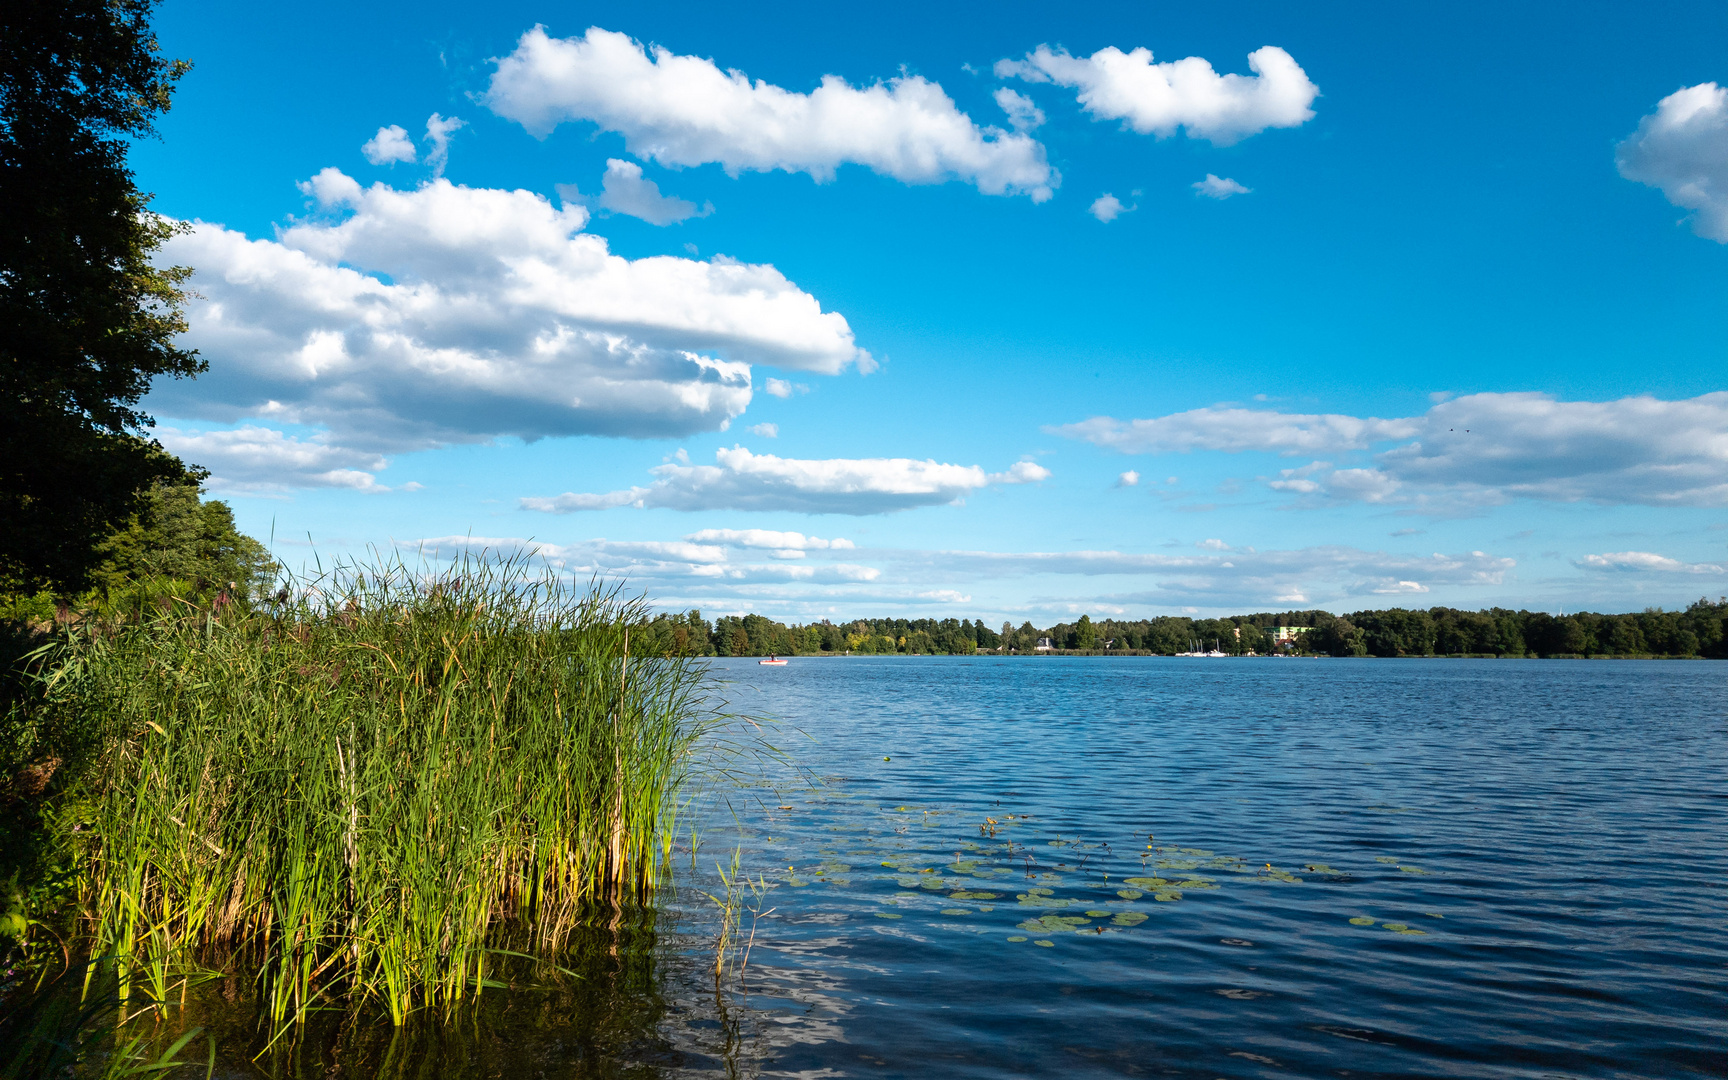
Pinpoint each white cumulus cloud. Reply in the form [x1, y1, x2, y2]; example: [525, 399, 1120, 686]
[1054, 392, 1728, 510]
[995, 43, 1318, 145]
[1053, 407, 1417, 455]
[521, 446, 1048, 515]
[485, 26, 1057, 200]
[1089, 193, 1133, 222]
[994, 87, 1045, 131]
[1116, 470, 1140, 487]
[148, 171, 869, 472]
[597, 158, 711, 224]
[361, 124, 416, 165]
[1616, 82, 1728, 242]
[156, 426, 391, 493]
[423, 113, 465, 177]
[748, 422, 778, 438]
[1576, 551, 1724, 575]
[1193, 174, 1250, 198]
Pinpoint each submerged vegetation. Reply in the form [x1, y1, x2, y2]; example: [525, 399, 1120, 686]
[2, 556, 721, 1071]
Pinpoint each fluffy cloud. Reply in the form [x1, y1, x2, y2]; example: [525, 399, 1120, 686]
[423, 114, 464, 176]
[684, 528, 855, 559]
[596, 158, 711, 224]
[409, 532, 1515, 617]
[995, 43, 1318, 145]
[1576, 551, 1724, 575]
[1616, 82, 1728, 242]
[361, 125, 416, 165]
[520, 446, 1049, 515]
[994, 87, 1045, 131]
[156, 426, 392, 493]
[149, 171, 868, 465]
[1055, 392, 1728, 509]
[747, 422, 778, 438]
[1054, 407, 1417, 455]
[417, 534, 882, 586]
[1116, 470, 1140, 487]
[1192, 174, 1250, 199]
[898, 545, 1513, 604]
[1089, 193, 1132, 222]
[484, 27, 1056, 200]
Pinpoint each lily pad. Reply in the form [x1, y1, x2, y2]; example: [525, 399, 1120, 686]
[1007, 936, 1027, 942]
[1112, 911, 1148, 927]
[1398, 866, 1429, 874]
[1153, 891, 1182, 902]
[1084, 910, 1112, 917]
[1380, 922, 1408, 931]
[1348, 916, 1375, 925]
[940, 908, 970, 916]
[1033, 939, 1054, 947]
[1374, 856, 1399, 864]
[875, 912, 902, 919]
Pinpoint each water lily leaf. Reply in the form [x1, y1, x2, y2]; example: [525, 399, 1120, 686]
[1084, 910, 1111, 917]
[1122, 878, 1167, 889]
[1380, 922, 1408, 931]
[1112, 911, 1148, 926]
[1153, 891, 1182, 902]
[1348, 916, 1375, 925]
[875, 912, 901, 919]
[1423, 912, 1444, 919]
[1117, 889, 1143, 899]
[1033, 940, 1054, 947]
[940, 908, 970, 916]
[1398, 866, 1429, 874]
[1007, 936, 1028, 942]
[1180, 848, 1214, 856]
[1375, 856, 1399, 864]
[1394, 927, 1427, 935]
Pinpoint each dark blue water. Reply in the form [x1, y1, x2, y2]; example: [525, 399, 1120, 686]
[672, 656, 1728, 1079]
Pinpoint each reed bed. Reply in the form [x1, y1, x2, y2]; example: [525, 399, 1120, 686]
[37, 556, 714, 1029]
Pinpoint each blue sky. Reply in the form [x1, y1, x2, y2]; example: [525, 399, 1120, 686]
[133, 0, 1728, 620]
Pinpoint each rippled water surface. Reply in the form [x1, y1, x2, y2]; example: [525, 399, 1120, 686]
[670, 656, 1727, 1079]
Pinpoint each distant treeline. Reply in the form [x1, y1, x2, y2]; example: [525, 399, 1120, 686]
[632, 600, 1728, 660]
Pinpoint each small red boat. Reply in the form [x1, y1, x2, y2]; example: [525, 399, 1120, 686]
[758, 655, 789, 665]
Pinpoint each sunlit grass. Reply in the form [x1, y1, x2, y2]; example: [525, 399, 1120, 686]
[37, 554, 716, 1029]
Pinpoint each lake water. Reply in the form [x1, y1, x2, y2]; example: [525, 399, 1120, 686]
[176, 656, 1727, 1078]
[661, 656, 1727, 1079]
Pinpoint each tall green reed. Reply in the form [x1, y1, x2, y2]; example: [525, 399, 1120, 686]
[40, 555, 714, 1027]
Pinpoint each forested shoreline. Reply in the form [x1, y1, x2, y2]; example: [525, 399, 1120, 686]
[631, 601, 1728, 660]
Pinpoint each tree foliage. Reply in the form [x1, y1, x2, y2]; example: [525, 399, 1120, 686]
[623, 602, 1728, 660]
[0, 0, 203, 593]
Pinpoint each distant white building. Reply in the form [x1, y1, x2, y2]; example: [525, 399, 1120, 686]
[1035, 637, 1054, 651]
[1269, 626, 1312, 645]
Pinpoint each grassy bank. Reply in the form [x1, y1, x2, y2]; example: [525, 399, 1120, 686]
[3, 557, 716, 1048]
